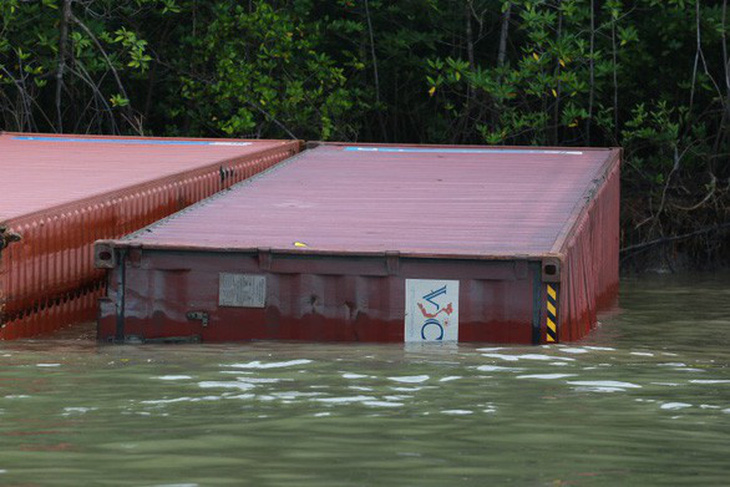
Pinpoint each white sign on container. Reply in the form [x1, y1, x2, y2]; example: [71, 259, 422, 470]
[404, 279, 459, 342]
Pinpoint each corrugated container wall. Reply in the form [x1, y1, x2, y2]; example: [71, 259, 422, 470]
[96, 143, 620, 344]
[0, 133, 300, 339]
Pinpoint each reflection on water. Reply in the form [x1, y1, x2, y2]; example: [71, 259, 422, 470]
[1, 273, 729, 485]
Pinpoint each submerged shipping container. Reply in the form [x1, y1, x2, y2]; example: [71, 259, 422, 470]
[0, 133, 300, 339]
[96, 143, 620, 344]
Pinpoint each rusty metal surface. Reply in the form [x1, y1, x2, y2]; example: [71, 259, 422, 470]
[0, 132, 300, 339]
[556, 160, 621, 342]
[98, 143, 620, 344]
[113, 144, 616, 257]
[98, 251, 539, 343]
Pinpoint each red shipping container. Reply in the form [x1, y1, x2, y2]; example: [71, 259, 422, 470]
[96, 143, 620, 344]
[0, 132, 300, 339]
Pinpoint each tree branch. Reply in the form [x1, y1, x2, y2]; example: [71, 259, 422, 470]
[56, 0, 72, 132]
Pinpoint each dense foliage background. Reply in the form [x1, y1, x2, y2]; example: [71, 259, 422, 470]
[1, 0, 728, 268]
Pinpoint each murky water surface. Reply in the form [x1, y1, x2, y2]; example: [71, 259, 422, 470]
[1, 274, 729, 485]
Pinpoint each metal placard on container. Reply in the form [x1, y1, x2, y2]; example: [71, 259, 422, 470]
[405, 279, 459, 342]
[219, 273, 267, 308]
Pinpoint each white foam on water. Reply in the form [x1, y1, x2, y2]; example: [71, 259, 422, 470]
[314, 395, 376, 404]
[235, 377, 283, 384]
[271, 391, 324, 399]
[523, 354, 576, 362]
[441, 409, 473, 415]
[4, 395, 30, 399]
[550, 362, 571, 367]
[480, 353, 520, 362]
[662, 352, 679, 356]
[222, 359, 313, 369]
[650, 382, 681, 386]
[559, 347, 590, 354]
[342, 373, 370, 379]
[439, 376, 462, 382]
[141, 397, 191, 405]
[572, 386, 626, 393]
[661, 402, 692, 410]
[313, 412, 331, 417]
[582, 346, 616, 351]
[198, 381, 255, 391]
[476, 365, 522, 372]
[700, 404, 721, 409]
[390, 386, 424, 392]
[226, 394, 255, 400]
[156, 375, 192, 380]
[677, 368, 705, 372]
[388, 375, 429, 383]
[517, 373, 576, 380]
[384, 395, 412, 401]
[631, 352, 655, 357]
[481, 353, 575, 362]
[568, 380, 642, 393]
[722, 409, 730, 414]
[0, 470, 6, 474]
[364, 401, 404, 408]
[62, 407, 97, 415]
[475, 347, 506, 352]
[36, 363, 61, 367]
[690, 379, 730, 384]
[659, 362, 686, 367]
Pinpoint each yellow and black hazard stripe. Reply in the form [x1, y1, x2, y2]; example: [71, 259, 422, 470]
[546, 284, 558, 343]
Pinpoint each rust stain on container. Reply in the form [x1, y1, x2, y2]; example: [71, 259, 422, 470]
[96, 143, 620, 344]
[0, 132, 300, 339]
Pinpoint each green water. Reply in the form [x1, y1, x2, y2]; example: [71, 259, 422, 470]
[1, 274, 729, 486]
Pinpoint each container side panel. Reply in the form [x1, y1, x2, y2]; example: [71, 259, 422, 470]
[1, 139, 299, 339]
[101, 251, 536, 344]
[558, 161, 620, 342]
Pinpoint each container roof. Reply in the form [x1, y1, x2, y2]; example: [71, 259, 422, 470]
[119, 144, 619, 258]
[0, 132, 294, 222]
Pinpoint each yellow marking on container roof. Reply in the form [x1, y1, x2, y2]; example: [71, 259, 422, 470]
[293, 241, 308, 248]
[547, 301, 556, 316]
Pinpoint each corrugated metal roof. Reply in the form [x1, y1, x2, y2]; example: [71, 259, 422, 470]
[119, 144, 618, 258]
[0, 132, 295, 221]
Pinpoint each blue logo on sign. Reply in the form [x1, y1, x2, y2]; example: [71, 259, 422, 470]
[421, 319, 444, 340]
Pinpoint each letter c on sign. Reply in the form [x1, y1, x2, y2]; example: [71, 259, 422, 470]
[421, 319, 444, 341]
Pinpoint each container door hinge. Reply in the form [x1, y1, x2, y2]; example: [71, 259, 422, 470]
[0, 226, 22, 252]
[186, 311, 209, 327]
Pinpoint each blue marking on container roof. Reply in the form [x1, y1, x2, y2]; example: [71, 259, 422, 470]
[12, 136, 251, 147]
[343, 146, 583, 155]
